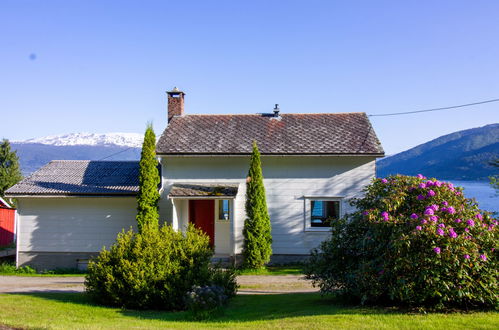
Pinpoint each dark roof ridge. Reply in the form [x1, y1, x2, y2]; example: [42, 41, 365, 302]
[178, 112, 367, 117]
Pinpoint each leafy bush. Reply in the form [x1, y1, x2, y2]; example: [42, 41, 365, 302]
[305, 175, 498, 309]
[85, 224, 237, 310]
[0, 262, 36, 274]
[185, 285, 228, 319]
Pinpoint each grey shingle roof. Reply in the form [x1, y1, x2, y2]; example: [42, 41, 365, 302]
[5, 160, 139, 196]
[169, 183, 239, 197]
[156, 113, 384, 155]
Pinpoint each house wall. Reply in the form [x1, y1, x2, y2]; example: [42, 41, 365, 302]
[16, 197, 137, 269]
[159, 155, 377, 257]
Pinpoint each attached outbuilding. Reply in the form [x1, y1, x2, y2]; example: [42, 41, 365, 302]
[5, 160, 139, 270]
[0, 197, 16, 247]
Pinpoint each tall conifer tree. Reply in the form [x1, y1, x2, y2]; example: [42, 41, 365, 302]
[0, 139, 23, 197]
[136, 124, 160, 232]
[243, 141, 272, 268]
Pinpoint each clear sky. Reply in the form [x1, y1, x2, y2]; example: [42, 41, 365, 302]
[1, 0, 498, 154]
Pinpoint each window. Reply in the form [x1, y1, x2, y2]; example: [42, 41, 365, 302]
[305, 198, 342, 230]
[217, 199, 230, 221]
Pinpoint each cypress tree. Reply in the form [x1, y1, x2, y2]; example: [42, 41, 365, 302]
[136, 124, 160, 232]
[242, 141, 272, 269]
[0, 139, 23, 197]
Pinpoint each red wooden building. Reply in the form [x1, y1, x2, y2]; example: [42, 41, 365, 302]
[0, 197, 15, 246]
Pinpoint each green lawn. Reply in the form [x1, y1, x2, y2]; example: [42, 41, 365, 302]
[0, 292, 497, 329]
[236, 264, 304, 275]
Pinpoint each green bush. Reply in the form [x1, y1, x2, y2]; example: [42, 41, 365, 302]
[0, 262, 36, 274]
[243, 141, 272, 269]
[305, 175, 498, 309]
[185, 285, 228, 319]
[85, 224, 237, 310]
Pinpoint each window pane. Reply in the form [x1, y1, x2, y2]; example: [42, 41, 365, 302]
[218, 200, 230, 220]
[311, 200, 339, 227]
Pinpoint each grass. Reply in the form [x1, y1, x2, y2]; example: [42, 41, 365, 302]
[0, 292, 497, 329]
[236, 264, 304, 275]
[0, 262, 86, 277]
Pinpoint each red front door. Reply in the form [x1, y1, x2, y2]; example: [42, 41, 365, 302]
[189, 200, 215, 246]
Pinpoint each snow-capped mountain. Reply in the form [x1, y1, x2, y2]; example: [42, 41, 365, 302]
[17, 132, 144, 148]
[11, 133, 144, 175]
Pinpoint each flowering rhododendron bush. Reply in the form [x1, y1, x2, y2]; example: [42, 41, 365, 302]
[304, 175, 498, 309]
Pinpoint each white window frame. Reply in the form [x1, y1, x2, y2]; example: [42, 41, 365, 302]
[304, 196, 343, 232]
[214, 199, 231, 223]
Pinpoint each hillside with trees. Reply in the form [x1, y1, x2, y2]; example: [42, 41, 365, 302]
[377, 124, 499, 181]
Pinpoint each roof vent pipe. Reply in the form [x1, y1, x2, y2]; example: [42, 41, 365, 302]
[273, 104, 280, 117]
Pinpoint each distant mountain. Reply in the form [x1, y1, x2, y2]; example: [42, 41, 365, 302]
[377, 124, 499, 181]
[12, 133, 143, 175]
[16, 132, 143, 148]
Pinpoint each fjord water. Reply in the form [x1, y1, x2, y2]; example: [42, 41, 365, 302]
[453, 180, 499, 213]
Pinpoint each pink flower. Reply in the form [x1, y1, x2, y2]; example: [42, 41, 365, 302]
[448, 228, 457, 238]
[430, 204, 440, 211]
[420, 219, 428, 224]
[446, 206, 456, 214]
[466, 219, 475, 227]
[437, 228, 445, 236]
[430, 216, 439, 222]
[410, 213, 419, 219]
[465, 228, 470, 233]
[417, 174, 425, 179]
[433, 247, 441, 254]
[381, 211, 390, 221]
[427, 190, 436, 197]
[480, 254, 487, 261]
[381, 178, 388, 184]
[434, 181, 442, 187]
[455, 218, 462, 223]
[424, 208, 435, 216]
[426, 181, 434, 187]
[416, 226, 422, 231]
[419, 183, 427, 189]
[476, 214, 483, 220]
[441, 201, 449, 206]
[417, 195, 425, 200]
[447, 183, 454, 189]
[464, 254, 470, 260]
[438, 223, 445, 228]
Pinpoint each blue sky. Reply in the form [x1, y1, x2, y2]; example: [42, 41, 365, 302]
[1, 0, 498, 154]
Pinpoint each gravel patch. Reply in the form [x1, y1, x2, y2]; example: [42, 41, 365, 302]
[0, 275, 318, 294]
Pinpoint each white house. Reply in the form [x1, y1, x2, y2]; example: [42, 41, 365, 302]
[156, 88, 384, 263]
[6, 88, 384, 269]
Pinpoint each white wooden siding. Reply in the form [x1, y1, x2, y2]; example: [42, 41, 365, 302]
[17, 197, 137, 253]
[160, 155, 376, 255]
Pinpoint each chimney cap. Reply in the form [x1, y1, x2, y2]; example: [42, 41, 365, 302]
[273, 104, 280, 117]
[167, 87, 185, 95]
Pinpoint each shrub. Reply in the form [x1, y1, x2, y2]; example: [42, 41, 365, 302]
[305, 175, 498, 309]
[185, 285, 228, 319]
[136, 124, 160, 232]
[0, 262, 36, 275]
[243, 141, 272, 269]
[85, 224, 237, 310]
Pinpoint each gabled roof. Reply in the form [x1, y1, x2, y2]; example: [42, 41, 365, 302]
[156, 113, 384, 156]
[5, 160, 139, 197]
[169, 183, 239, 198]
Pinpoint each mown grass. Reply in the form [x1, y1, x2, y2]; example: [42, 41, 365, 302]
[0, 292, 497, 329]
[0, 262, 86, 277]
[236, 264, 304, 275]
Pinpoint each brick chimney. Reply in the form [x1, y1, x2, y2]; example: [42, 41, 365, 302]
[167, 87, 185, 122]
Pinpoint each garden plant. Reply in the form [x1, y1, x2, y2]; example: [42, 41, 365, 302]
[242, 141, 272, 269]
[305, 174, 498, 309]
[85, 224, 237, 310]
